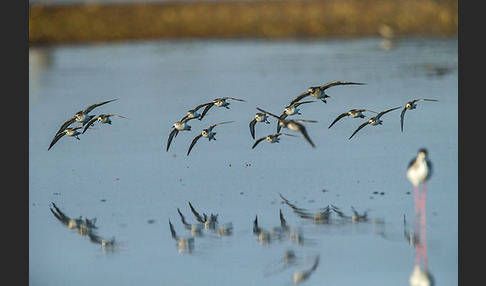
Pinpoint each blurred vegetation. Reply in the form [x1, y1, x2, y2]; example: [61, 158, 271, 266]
[29, 0, 457, 45]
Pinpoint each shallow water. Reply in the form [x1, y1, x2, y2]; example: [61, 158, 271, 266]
[29, 37, 458, 285]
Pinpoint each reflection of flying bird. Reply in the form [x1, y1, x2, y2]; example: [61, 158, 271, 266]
[331, 205, 369, 222]
[199, 97, 246, 120]
[187, 121, 235, 156]
[293, 254, 320, 284]
[252, 133, 297, 149]
[256, 107, 317, 148]
[88, 231, 115, 246]
[290, 81, 364, 105]
[54, 99, 118, 135]
[249, 112, 270, 139]
[348, 106, 401, 139]
[82, 114, 130, 134]
[166, 117, 198, 152]
[169, 219, 195, 254]
[400, 98, 438, 132]
[328, 108, 377, 129]
[279, 193, 331, 224]
[50, 202, 82, 229]
[48, 127, 83, 150]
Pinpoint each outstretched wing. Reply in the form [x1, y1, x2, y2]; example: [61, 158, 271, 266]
[251, 136, 267, 149]
[48, 130, 67, 150]
[376, 106, 401, 120]
[82, 116, 99, 134]
[187, 134, 203, 156]
[400, 106, 408, 132]
[199, 102, 215, 120]
[320, 81, 365, 90]
[349, 121, 370, 140]
[328, 112, 349, 129]
[289, 90, 311, 106]
[166, 128, 179, 152]
[225, 97, 246, 102]
[249, 118, 257, 139]
[55, 116, 76, 135]
[296, 123, 316, 148]
[83, 99, 118, 114]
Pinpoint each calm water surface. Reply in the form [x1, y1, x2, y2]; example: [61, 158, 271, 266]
[29, 38, 458, 285]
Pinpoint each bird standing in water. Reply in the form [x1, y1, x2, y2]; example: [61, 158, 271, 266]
[407, 148, 432, 215]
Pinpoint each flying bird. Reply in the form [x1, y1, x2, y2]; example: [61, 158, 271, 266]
[348, 106, 401, 139]
[276, 100, 315, 132]
[48, 127, 84, 150]
[187, 121, 235, 155]
[400, 98, 438, 132]
[166, 117, 198, 152]
[53, 99, 118, 135]
[252, 133, 297, 149]
[198, 97, 246, 120]
[256, 107, 317, 148]
[328, 108, 377, 129]
[289, 81, 364, 105]
[82, 114, 130, 134]
[249, 112, 270, 139]
[180, 102, 215, 122]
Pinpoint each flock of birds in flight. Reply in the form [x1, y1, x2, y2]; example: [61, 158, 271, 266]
[46, 79, 436, 284]
[47, 81, 438, 153]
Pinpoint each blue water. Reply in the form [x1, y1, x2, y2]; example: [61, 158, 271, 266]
[29, 37, 458, 285]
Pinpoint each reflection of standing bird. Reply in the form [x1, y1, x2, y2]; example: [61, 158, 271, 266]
[187, 121, 235, 155]
[328, 108, 377, 129]
[289, 81, 364, 105]
[400, 98, 438, 132]
[348, 106, 401, 139]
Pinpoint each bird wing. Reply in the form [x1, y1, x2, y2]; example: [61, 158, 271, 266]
[249, 118, 257, 139]
[415, 98, 439, 103]
[256, 107, 281, 120]
[289, 91, 311, 106]
[277, 133, 298, 137]
[251, 136, 267, 149]
[276, 112, 288, 133]
[224, 97, 246, 102]
[290, 100, 315, 108]
[48, 130, 67, 150]
[83, 99, 118, 114]
[210, 121, 235, 131]
[55, 116, 76, 135]
[187, 133, 203, 156]
[349, 121, 370, 140]
[188, 202, 205, 223]
[328, 112, 349, 129]
[166, 128, 179, 152]
[400, 106, 408, 132]
[82, 116, 99, 134]
[376, 106, 401, 119]
[199, 102, 215, 120]
[168, 219, 178, 240]
[320, 81, 365, 90]
[297, 124, 316, 148]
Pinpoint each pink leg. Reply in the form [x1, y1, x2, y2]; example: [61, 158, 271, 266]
[413, 185, 420, 234]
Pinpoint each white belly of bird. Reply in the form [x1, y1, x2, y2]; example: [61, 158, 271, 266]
[407, 162, 428, 186]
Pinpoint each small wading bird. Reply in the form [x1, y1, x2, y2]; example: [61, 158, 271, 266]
[249, 112, 270, 139]
[289, 81, 365, 105]
[328, 108, 377, 129]
[198, 97, 246, 120]
[53, 99, 118, 135]
[400, 98, 438, 132]
[187, 121, 235, 156]
[256, 107, 317, 148]
[348, 106, 401, 139]
[48, 127, 84, 150]
[252, 133, 297, 149]
[166, 117, 198, 152]
[82, 114, 130, 134]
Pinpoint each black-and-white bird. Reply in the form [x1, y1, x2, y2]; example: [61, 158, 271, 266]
[54, 99, 118, 135]
[400, 98, 438, 132]
[289, 81, 364, 105]
[180, 102, 215, 122]
[348, 106, 401, 139]
[328, 108, 377, 129]
[187, 121, 235, 155]
[82, 114, 130, 134]
[166, 117, 198, 152]
[198, 97, 246, 120]
[407, 148, 432, 214]
[256, 107, 317, 148]
[48, 127, 84, 150]
[249, 112, 270, 139]
[252, 133, 297, 149]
